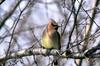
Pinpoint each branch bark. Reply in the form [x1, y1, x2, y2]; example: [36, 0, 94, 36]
[0, 48, 100, 64]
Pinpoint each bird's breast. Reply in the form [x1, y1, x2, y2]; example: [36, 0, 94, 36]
[41, 31, 59, 49]
[41, 34, 53, 49]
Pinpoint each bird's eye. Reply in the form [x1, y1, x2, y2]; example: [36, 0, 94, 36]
[51, 23, 57, 26]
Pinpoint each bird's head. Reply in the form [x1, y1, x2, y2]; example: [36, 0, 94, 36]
[47, 19, 60, 30]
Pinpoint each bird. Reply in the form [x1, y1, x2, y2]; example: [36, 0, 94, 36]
[41, 19, 61, 66]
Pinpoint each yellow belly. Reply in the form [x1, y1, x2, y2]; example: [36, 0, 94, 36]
[41, 34, 59, 49]
[41, 35, 53, 48]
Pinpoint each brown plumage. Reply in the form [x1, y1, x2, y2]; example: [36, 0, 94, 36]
[41, 19, 61, 50]
[41, 19, 61, 66]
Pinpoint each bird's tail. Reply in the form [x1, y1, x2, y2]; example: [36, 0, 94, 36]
[54, 61, 58, 66]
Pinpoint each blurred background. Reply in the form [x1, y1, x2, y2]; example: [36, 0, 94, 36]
[0, 0, 100, 66]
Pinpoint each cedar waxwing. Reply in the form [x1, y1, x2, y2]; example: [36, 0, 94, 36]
[41, 19, 61, 66]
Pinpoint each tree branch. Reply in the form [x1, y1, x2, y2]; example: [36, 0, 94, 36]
[0, 48, 100, 64]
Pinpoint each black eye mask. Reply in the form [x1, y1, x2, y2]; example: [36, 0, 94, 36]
[51, 22, 58, 26]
